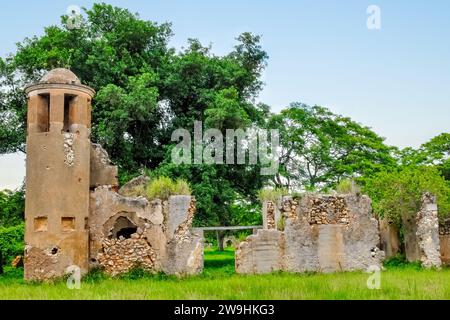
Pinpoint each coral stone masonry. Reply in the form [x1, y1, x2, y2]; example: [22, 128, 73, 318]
[236, 194, 385, 274]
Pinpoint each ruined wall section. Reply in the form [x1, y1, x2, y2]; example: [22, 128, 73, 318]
[88, 187, 163, 275]
[415, 193, 442, 268]
[90, 143, 118, 189]
[236, 194, 384, 274]
[89, 185, 203, 276]
[235, 230, 284, 274]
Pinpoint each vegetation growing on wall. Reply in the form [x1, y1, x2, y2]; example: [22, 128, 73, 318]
[146, 176, 191, 200]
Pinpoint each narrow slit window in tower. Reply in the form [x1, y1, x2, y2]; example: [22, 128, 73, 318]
[63, 95, 75, 133]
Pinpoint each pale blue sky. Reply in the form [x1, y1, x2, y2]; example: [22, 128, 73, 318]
[1, 0, 449, 190]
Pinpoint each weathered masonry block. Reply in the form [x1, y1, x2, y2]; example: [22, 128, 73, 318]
[236, 194, 384, 274]
[415, 193, 442, 268]
[23, 69, 203, 281]
[402, 193, 443, 268]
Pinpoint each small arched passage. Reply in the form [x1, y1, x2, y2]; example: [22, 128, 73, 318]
[103, 212, 140, 240]
[111, 216, 137, 239]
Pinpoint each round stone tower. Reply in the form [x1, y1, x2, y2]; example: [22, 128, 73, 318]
[24, 69, 95, 281]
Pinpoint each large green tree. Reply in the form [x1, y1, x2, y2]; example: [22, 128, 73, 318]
[399, 133, 450, 181]
[267, 103, 396, 191]
[0, 3, 269, 226]
[363, 165, 450, 226]
[0, 189, 25, 228]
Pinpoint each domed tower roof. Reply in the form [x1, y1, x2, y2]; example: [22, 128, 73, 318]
[39, 68, 81, 85]
[25, 68, 95, 97]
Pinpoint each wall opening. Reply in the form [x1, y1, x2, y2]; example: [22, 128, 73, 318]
[37, 94, 50, 133]
[110, 216, 137, 239]
[34, 216, 48, 232]
[61, 217, 76, 232]
[63, 95, 75, 133]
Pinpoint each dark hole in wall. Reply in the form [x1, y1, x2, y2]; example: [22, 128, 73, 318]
[116, 227, 138, 239]
[37, 94, 50, 133]
[63, 95, 75, 133]
[51, 247, 58, 255]
[110, 216, 138, 239]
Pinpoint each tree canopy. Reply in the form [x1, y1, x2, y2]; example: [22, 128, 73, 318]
[267, 103, 396, 191]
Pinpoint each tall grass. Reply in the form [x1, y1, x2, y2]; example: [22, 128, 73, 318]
[0, 250, 449, 300]
[335, 179, 361, 195]
[146, 177, 191, 200]
[258, 188, 288, 203]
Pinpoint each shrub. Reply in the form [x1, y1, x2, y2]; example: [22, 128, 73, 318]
[122, 184, 147, 198]
[383, 254, 422, 270]
[277, 217, 286, 231]
[258, 188, 288, 203]
[336, 179, 361, 195]
[363, 166, 450, 225]
[0, 223, 24, 266]
[146, 177, 192, 200]
[0, 189, 25, 227]
[173, 179, 192, 196]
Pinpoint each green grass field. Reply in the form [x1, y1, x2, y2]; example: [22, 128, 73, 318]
[0, 249, 449, 300]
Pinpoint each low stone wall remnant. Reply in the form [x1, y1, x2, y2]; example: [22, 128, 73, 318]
[236, 193, 384, 274]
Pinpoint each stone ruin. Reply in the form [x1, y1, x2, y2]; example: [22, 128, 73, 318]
[89, 180, 203, 277]
[20, 69, 449, 281]
[23, 69, 203, 281]
[415, 193, 442, 268]
[236, 194, 385, 274]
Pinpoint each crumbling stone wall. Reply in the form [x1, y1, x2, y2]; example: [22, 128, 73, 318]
[90, 143, 119, 190]
[236, 193, 384, 274]
[415, 193, 442, 268]
[262, 201, 277, 229]
[89, 184, 203, 276]
[403, 193, 442, 268]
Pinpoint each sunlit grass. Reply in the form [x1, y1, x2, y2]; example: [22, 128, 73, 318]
[0, 248, 449, 300]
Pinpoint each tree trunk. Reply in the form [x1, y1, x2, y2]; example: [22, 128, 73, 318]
[216, 231, 225, 251]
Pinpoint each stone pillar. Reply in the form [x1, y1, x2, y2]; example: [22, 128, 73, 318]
[416, 193, 442, 268]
